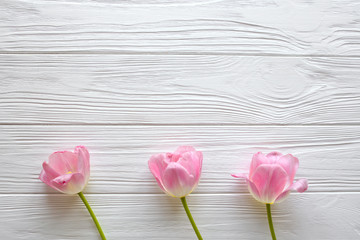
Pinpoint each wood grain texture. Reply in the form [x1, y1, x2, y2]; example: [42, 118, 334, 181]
[1, 125, 359, 194]
[1, 193, 359, 240]
[1, 0, 360, 239]
[1, 0, 360, 55]
[1, 54, 360, 125]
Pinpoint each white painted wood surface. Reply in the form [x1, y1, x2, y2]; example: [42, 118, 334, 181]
[1, 55, 360, 125]
[1, 0, 360, 239]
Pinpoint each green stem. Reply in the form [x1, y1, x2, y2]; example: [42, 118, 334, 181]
[78, 192, 106, 240]
[266, 204, 277, 240]
[180, 197, 203, 240]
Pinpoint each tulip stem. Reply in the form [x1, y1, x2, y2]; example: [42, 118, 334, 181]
[266, 204, 277, 240]
[78, 192, 106, 240]
[180, 197, 203, 240]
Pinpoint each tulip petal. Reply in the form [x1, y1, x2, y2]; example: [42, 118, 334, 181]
[292, 178, 308, 192]
[40, 161, 63, 189]
[275, 178, 308, 203]
[39, 170, 50, 184]
[249, 152, 268, 178]
[231, 173, 247, 178]
[148, 153, 170, 191]
[231, 173, 262, 201]
[48, 151, 78, 174]
[247, 179, 263, 202]
[266, 152, 283, 163]
[74, 146, 90, 182]
[273, 189, 290, 203]
[177, 151, 202, 182]
[251, 164, 289, 203]
[41, 161, 60, 180]
[197, 151, 203, 173]
[51, 172, 85, 194]
[277, 154, 299, 183]
[162, 162, 196, 197]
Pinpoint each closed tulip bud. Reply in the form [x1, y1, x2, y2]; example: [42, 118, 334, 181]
[148, 146, 202, 198]
[232, 151, 308, 204]
[148, 146, 204, 240]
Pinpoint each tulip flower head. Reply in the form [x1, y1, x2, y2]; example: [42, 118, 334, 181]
[40, 145, 90, 194]
[232, 152, 308, 204]
[148, 146, 203, 198]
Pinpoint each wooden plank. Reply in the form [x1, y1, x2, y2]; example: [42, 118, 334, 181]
[0, 193, 358, 239]
[1, 0, 360, 55]
[1, 54, 360, 124]
[1, 125, 359, 194]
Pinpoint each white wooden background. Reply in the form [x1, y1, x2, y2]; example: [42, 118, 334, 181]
[1, 0, 360, 239]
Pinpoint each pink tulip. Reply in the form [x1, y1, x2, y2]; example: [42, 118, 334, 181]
[232, 151, 308, 204]
[148, 146, 203, 198]
[148, 146, 204, 239]
[39, 146, 106, 239]
[39, 145, 90, 195]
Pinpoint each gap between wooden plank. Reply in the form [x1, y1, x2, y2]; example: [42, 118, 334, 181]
[1, 123, 360, 126]
[1, 52, 360, 58]
[0, 192, 359, 196]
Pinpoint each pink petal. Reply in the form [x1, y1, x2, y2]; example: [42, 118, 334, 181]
[246, 179, 263, 202]
[148, 153, 170, 191]
[231, 173, 247, 178]
[162, 162, 196, 197]
[170, 154, 181, 162]
[251, 164, 289, 203]
[41, 161, 60, 180]
[51, 172, 85, 194]
[177, 151, 203, 182]
[232, 173, 263, 202]
[197, 151, 203, 174]
[249, 152, 268, 178]
[292, 178, 308, 192]
[231, 173, 264, 201]
[48, 151, 78, 175]
[174, 146, 196, 155]
[275, 178, 308, 203]
[266, 152, 283, 163]
[39, 171, 55, 189]
[273, 189, 290, 203]
[276, 154, 299, 183]
[39, 170, 49, 183]
[39, 161, 62, 191]
[74, 146, 90, 182]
